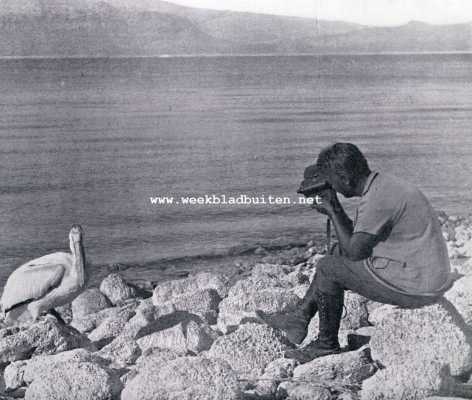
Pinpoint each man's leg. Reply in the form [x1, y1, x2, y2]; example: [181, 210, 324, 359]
[255, 255, 341, 346]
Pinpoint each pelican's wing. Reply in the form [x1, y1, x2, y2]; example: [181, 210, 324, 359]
[1, 259, 66, 312]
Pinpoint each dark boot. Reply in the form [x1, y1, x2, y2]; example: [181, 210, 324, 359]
[255, 287, 318, 345]
[285, 290, 343, 362]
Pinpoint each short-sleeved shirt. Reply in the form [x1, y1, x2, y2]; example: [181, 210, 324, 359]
[353, 171, 451, 295]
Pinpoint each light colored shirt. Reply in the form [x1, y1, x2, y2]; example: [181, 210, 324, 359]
[353, 171, 451, 295]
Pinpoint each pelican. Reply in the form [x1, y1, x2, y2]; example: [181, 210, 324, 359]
[1, 225, 86, 325]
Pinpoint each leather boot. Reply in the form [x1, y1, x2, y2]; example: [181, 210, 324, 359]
[285, 290, 343, 363]
[255, 287, 318, 345]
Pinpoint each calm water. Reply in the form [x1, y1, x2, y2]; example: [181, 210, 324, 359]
[0, 54, 472, 285]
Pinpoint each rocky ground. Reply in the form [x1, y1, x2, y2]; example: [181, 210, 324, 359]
[1, 213, 472, 400]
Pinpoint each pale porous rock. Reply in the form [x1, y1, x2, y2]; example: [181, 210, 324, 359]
[0, 318, 92, 365]
[361, 300, 472, 400]
[445, 275, 472, 327]
[134, 347, 180, 372]
[119, 300, 176, 339]
[290, 283, 310, 300]
[5, 348, 107, 390]
[71, 288, 112, 319]
[97, 336, 141, 367]
[121, 356, 241, 400]
[217, 288, 300, 334]
[293, 347, 377, 387]
[155, 288, 221, 325]
[251, 263, 292, 279]
[54, 304, 73, 324]
[99, 273, 137, 305]
[277, 382, 331, 400]
[152, 272, 230, 303]
[227, 272, 291, 298]
[255, 357, 298, 397]
[24, 361, 122, 400]
[208, 323, 289, 381]
[87, 311, 134, 347]
[71, 303, 136, 334]
[136, 319, 216, 354]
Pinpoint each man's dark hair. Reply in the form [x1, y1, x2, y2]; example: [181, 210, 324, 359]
[316, 143, 371, 185]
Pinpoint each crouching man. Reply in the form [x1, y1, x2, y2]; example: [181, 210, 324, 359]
[257, 143, 455, 361]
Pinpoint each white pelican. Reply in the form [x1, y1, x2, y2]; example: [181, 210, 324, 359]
[1, 225, 86, 325]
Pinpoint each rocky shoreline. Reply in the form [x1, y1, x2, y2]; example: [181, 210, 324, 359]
[1, 213, 472, 400]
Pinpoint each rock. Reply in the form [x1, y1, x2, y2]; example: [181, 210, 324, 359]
[24, 361, 122, 400]
[155, 289, 221, 325]
[97, 336, 141, 367]
[361, 300, 472, 400]
[71, 288, 112, 319]
[152, 272, 230, 303]
[251, 263, 291, 279]
[5, 348, 107, 390]
[121, 356, 241, 400]
[217, 288, 300, 333]
[293, 347, 377, 386]
[208, 323, 289, 381]
[227, 274, 290, 298]
[277, 381, 331, 400]
[53, 304, 73, 324]
[4, 360, 27, 391]
[0, 318, 92, 365]
[291, 284, 310, 299]
[136, 319, 216, 354]
[87, 310, 135, 347]
[119, 300, 176, 339]
[71, 303, 136, 334]
[255, 358, 298, 397]
[99, 273, 137, 305]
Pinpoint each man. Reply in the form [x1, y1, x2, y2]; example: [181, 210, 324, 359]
[257, 143, 454, 361]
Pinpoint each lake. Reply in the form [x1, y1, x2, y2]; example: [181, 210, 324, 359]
[0, 54, 471, 285]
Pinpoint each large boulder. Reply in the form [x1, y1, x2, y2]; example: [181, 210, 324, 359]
[361, 300, 472, 400]
[0, 319, 92, 365]
[70, 302, 137, 334]
[99, 273, 137, 305]
[87, 311, 135, 347]
[97, 336, 141, 367]
[4, 348, 107, 391]
[292, 347, 377, 387]
[218, 289, 299, 334]
[71, 288, 112, 319]
[24, 361, 122, 400]
[121, 356, 241, 400]
[154, 289, 221, 325]
[152, 272, 230, 303]
[136, 319, 217, 355]
[208, 323, 290, 381]
[255, 358, 298, 397]
[276, 382, 331, 400]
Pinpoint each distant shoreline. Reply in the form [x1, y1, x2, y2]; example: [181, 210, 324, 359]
[1, 51, 472, 60]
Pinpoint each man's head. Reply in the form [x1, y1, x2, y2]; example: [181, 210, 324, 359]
[315, 143, 371, 198]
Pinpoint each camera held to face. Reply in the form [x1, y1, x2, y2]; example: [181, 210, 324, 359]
[297, 164, 332, 198]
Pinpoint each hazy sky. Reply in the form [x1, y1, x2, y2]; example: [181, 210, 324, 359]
[168, 0, 472, 26]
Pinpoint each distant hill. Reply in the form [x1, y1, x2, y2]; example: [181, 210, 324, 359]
[0, 0, 470, 56]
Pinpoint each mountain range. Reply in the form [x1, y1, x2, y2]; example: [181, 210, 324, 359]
[0, 0, 471, 56]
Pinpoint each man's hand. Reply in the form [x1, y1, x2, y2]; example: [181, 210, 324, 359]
[311, 188, 341, 216]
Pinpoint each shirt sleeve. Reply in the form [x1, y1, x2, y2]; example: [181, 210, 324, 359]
[354, 186, 404, 237]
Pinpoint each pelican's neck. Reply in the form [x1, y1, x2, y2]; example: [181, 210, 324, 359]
[70, 240, 86, 287]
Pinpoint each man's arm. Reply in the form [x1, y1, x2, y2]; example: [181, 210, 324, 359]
[314, 190, 377, 261]
[330, 211, 377, 261]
